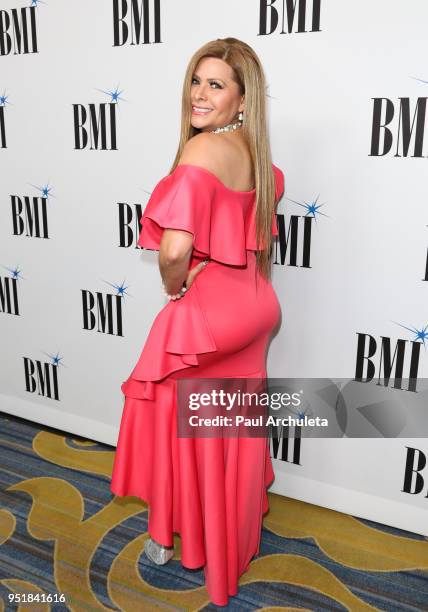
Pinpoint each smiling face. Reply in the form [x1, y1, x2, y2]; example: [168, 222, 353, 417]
[190, 56, 245, 133]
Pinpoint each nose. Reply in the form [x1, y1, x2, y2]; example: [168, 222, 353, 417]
[194, 81, 208, 101]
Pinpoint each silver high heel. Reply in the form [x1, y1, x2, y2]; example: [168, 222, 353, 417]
[144, 537, 174, 565]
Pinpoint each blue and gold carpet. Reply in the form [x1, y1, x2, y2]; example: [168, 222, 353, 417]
[0, 412, 427, 611]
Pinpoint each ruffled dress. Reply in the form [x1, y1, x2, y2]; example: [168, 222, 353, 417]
[110, 162, 285, 606]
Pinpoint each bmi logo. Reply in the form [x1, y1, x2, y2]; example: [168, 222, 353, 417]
[0, 266, 23, 316]
[118, 193, 147, 247]
[112, 0, 162, 46]
[73, 86, 126, 150]
[402, 446, 428, 499]
[273, 192, 328, 268]
[259, 0, 322, 36]
[0, 5, 38, 56]
[10, 182, 54, 239]
[370, 76, 428, 157]
[354, 321, 427, 392]
[81, 279, 129, 336]
[269, 425, 301, 464]
[23, 351, 62, 401]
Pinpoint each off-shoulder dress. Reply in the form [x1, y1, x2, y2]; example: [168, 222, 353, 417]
[110, 162, 285, 606]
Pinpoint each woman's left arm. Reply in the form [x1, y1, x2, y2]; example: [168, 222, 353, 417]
[159, 228, 193, 295]
[159, 134, 214, 297]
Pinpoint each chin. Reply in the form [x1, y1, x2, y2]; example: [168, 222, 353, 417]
[191, 120, 210, 132]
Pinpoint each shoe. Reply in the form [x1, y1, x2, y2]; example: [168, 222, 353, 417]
[144, 537, 174, 565]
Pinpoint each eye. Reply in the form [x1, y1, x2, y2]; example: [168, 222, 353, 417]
[191, 77, 223, 89]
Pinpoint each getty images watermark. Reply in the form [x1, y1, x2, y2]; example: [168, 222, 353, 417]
[176, 377, 428, 438]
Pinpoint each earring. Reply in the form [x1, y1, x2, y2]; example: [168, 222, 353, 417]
[238, 111, 244, 121]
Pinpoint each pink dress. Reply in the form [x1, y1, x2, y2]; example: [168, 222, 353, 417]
[110, 162, 285, 606]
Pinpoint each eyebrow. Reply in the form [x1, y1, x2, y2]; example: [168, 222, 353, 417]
[192, 73, 226, 85]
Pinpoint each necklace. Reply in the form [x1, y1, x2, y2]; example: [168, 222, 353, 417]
[211, 120, 243, 134]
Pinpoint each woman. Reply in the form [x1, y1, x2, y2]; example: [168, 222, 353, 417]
[110, 37, 284, 606]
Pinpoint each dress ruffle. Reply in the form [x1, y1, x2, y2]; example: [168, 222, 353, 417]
[121, 284, 217, 399]
[111, 377, 276, 606]
[137, 163, 284, 266]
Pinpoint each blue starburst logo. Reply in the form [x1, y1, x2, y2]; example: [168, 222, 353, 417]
[30, 0, 47, 7]
[96, 84, 127, 105]
[42, 351, 64, 367]
[2, 265, 24, 280]
[392, 321, 428, 349]
[287, 194, 329, 223]
[0, 91, 10, 107]
[29, 181, 55, 199]
[102, 279, 131, 298]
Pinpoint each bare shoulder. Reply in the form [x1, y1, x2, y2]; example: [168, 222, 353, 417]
[178, 132, 255, 191]
[178, 132, 226, 174]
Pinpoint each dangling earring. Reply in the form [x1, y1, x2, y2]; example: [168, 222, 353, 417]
[238, 111, 244, 122]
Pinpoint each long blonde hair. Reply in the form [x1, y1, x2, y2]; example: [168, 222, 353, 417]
[170, 37, 277, 280]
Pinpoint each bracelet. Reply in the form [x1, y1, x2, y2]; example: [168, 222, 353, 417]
[162, 258, 210, 301]
[162, 281, 187, 301]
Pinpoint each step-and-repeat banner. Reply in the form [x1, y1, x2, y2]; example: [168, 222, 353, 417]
[1, 1, 427, 536]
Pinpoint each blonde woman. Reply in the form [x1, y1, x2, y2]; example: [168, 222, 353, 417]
[111, 37, 284, 606]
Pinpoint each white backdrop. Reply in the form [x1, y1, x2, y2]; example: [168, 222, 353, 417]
[1, 0, 427, 536]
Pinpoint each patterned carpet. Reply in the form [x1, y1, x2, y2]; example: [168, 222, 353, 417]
[0, 411, 427, 611]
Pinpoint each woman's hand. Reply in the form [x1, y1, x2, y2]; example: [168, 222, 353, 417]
[163, 258, 210, 300]
[185, 258, 210, 291]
